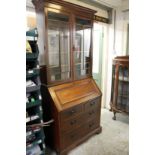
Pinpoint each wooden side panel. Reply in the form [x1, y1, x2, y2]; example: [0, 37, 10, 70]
[41, 85, 61, 152]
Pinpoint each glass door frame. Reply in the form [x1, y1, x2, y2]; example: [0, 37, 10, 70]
[72, 14, 94, 80]
[44, 7, 73, 86]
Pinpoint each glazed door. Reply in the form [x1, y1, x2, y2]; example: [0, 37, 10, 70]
[46, 9, 72, 84]
[73, 17, 92, 80]
[93, 23, 103, 88]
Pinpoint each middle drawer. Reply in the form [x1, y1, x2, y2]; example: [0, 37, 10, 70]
[84, 107, 100, 121]
[60, 114, 85, 133]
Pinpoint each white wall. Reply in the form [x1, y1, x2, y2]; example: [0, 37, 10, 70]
[100, 22, 109, 108]
[114, 9, 129, 56]
[104, 15, 114, 108]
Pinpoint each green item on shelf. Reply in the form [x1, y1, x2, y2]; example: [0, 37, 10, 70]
[31, 98, 35, 102]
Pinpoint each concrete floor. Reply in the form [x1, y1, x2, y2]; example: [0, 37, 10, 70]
[45, 108, 129, 155]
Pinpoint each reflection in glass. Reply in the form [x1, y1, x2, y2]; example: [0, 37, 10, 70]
[74, 18, 91, 78]
[47, 11, 70, 81]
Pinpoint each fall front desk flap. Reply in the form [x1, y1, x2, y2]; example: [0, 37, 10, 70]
[48, 78, 102, 111]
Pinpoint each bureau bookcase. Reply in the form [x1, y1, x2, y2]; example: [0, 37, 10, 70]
[33, 0, 102, 154]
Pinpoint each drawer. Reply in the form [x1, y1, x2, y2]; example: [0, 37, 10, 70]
[61, 114, 85, 133]
[84, 117, 100, 134]
[85, 97, 101, 110]
[60, 104, 83, 121]
[85, 107, 100, 121]
[61, 126, 84, 149]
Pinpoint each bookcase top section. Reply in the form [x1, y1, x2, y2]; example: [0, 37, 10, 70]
[32, 0, 97, 15]
[48, 78, 102, 111]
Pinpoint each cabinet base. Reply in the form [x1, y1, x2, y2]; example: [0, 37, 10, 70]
[56, 126, 102, 155]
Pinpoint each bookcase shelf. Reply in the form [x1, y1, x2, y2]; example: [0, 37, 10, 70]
[26, 28, 45, 155]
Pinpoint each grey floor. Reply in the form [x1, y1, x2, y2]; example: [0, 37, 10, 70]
[46, 108, 129, 155]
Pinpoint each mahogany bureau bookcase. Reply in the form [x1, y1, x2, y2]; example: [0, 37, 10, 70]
[32, 0, 102, 154]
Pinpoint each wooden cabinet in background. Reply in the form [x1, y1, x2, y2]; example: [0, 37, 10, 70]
[32, 0, 102, 155]
[110, 56, 129, 120]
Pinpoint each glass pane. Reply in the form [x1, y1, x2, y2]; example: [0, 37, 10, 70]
[117, 66, 129, 112]
[48, 67, 70, 81]
[75, 68, 90, 78]
[47, 11, 71, 82]
[74, 17, 91, 78]
[93, 30, 100, 73]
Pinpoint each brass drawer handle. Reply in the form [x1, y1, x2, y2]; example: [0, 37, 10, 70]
[90, 101, 95, 106]
[70, 120, 77, 125]
[89, 110, 95, 115]
[89, 124, 92, 128]
[89, 112, 92, 115]
[70, 110, 76, 115]
[89, 122, 94, 128]
[70, 134, 75, 139]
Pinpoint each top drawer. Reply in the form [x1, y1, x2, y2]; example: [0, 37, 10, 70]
[85, 97, 101, 110]
[60, 104, 83, 121]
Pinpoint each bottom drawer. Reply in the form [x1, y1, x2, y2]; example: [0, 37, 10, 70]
[84, 117, 100, 134]
[61, 117, 100, 149]
[61, 126, 84, 149]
